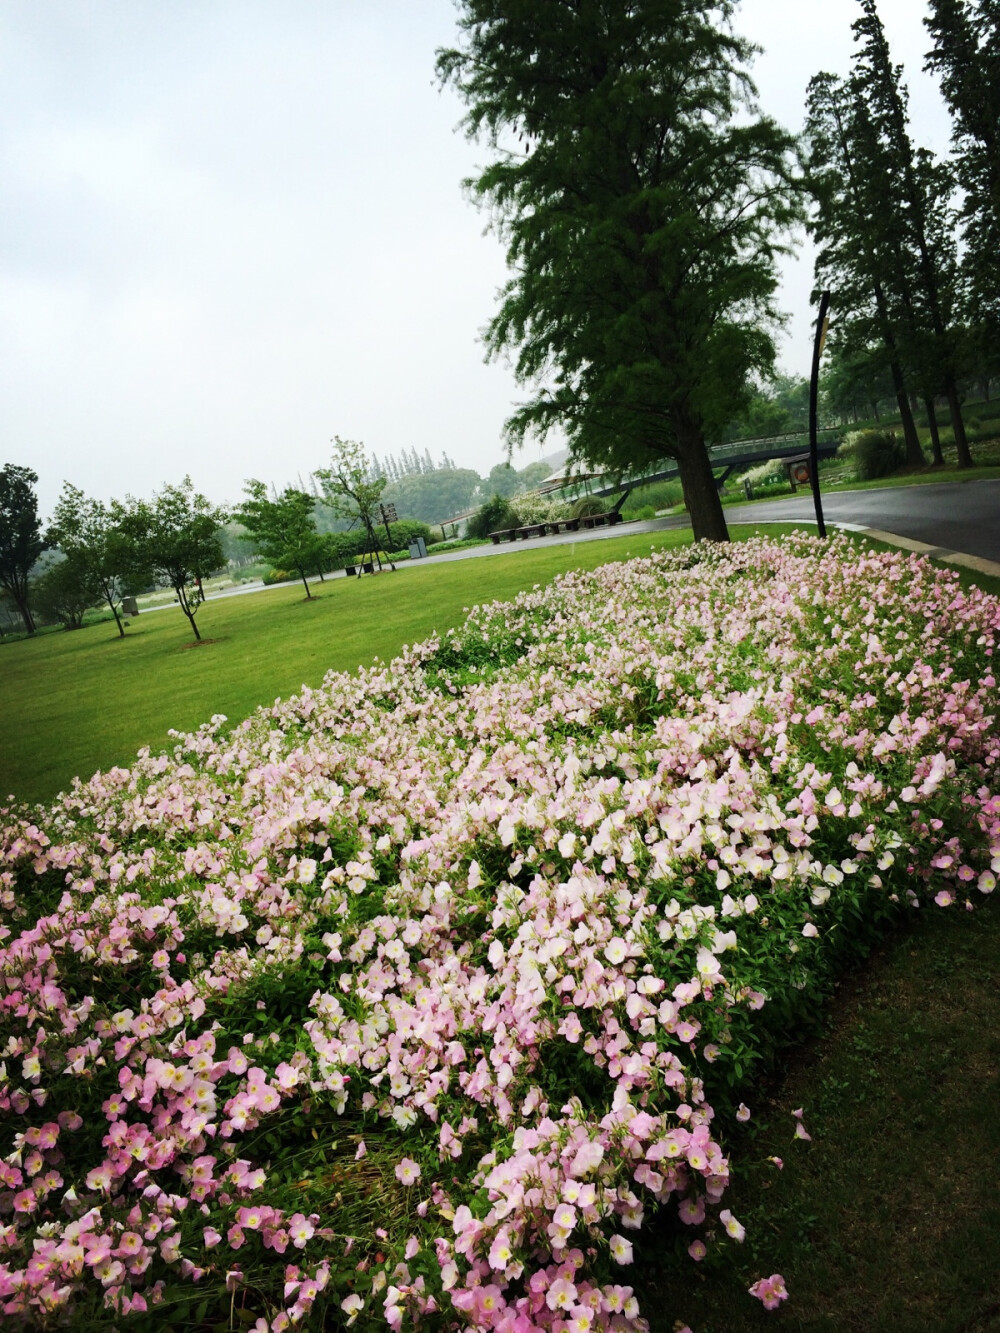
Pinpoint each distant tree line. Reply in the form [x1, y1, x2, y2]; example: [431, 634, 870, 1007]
[0, 445, 556, 639]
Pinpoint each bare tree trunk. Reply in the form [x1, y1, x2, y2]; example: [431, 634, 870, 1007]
[887, 357, 924, 464]
[299, 568, 313, 599]
[945, 378, 974, 467]
[176, 584, 201, 640]
[924, 398, 944, 466]
[13, 596, 35, 635]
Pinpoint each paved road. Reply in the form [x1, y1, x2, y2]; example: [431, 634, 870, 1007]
[144, 478, 997, 615]
[720, 478, 1000, 565]
[417, 478, 1000, 569]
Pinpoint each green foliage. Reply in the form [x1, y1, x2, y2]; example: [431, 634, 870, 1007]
[926, 0, 1000, 347]
[129, 478, 228, 641]
[436, 0, 802, 542]
[314, 437, 386, 531]
[0, 463, 48, 634]
[48, 483, 152, 638]
[839, 428, 908, 480]
[618, 480, 686, 515]
[380, 466, 483, 524]
[236, 481, 324, 598]
[31, 554, 103, 630]
[466, 494, 519, 540]
[570, 496, 606, 520]
[806, 4, 971, 466]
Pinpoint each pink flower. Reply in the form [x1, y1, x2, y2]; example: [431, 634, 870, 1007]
[719, 1209, 745, 1242]
[608, 1234, 633, 1264]
[394, 1157, 420, 1186]
[749, 1273, 789, 1310]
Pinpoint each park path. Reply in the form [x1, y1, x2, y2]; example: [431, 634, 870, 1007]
[146, 477, 999, 617]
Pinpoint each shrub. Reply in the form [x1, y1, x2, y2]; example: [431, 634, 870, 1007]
[511, 493, 571, 525]
[571, 495, 606, 519]
[261, 567, 292, 586]
[740, 457, 788, 488]
[466, 495, 520, 539]
[616, 479, 686, 514]
[31, 557, 103, 630]
[839, 428, 908, 480]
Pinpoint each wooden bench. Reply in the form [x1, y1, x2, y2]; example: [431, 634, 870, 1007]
[489, 512, 626, 543]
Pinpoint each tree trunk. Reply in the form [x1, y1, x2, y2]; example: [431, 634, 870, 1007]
[887, 358, 924, 464]
[177, 585, 201, 640]
[674, 424, 729, 542]
[299, 568, 313, 599]
[13, 595, 35, 635]
[945, 378, 974, 467]
[924, 398, 944, 466]
[100, 578, 125, 637]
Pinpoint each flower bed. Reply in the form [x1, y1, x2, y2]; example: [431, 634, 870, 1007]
[1, 533, 998, 1330]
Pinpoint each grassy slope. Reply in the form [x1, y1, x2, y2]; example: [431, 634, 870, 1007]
[637, 896, 1000, 1333]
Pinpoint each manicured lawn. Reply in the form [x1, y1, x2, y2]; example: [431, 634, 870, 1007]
[0, 527, 699, 806]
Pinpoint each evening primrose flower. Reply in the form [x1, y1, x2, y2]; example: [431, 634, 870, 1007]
[609, 1234, 634, 1264]
[394, 1157, 420, 1186]
[749, 1272, 789, 1309]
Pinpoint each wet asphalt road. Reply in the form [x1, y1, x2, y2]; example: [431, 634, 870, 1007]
[417, 478, 1000, 568]
[718, 478, 1000, 564]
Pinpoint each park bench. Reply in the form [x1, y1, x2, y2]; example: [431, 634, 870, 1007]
[489, 511, 625, 543]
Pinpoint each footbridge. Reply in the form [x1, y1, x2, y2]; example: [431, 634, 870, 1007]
[435, 428, 842, 535]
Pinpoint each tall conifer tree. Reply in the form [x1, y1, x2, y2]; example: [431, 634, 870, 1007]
[926, 0, 1000, 361]
[437, 0, 801, 541]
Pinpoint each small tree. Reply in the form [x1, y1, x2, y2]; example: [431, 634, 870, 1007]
[48, 484, 150, 638]
[236, 481, 325, 599]
[31, 554, 103, 631]
[133, 479, 227, 641]
[314, 437, 387, 546]
[0, 464, 48, 635]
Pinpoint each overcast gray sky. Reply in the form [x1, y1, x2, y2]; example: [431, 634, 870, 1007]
[0, 1, 952, 517]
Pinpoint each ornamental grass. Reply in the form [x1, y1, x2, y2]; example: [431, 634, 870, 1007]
[1, 533, 997, 1330]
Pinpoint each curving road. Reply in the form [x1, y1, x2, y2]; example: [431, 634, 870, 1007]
[169, 479, 1000, 610]
[719, 478, 1000, 565]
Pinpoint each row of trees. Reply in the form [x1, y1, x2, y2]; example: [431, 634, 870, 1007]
[1, 437, 515, 639]
[433, 0, 997, 541]
[803, 0, 997, 468]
